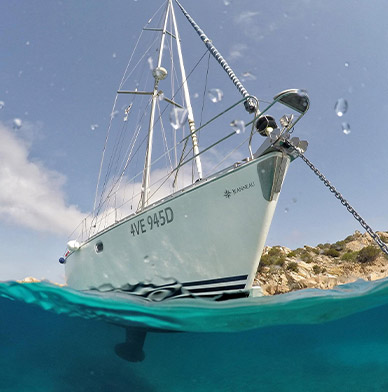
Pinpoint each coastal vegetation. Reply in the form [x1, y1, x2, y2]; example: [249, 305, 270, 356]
[257, 230, 388, 295]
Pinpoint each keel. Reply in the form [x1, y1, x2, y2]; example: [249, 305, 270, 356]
[115, 327, 147, 362]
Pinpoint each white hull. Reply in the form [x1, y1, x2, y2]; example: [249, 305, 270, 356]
[65, 151, 290, 298]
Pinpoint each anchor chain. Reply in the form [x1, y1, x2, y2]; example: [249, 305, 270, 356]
[288, 144, 388, 256]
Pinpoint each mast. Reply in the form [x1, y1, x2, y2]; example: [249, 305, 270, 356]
[170, 0, 203, 179]
[140, 1, 171, 210]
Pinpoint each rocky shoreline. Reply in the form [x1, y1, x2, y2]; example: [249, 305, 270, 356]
[255, 230, 388, 295]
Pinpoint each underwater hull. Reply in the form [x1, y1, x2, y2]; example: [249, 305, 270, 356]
[65, 151, 290, 298]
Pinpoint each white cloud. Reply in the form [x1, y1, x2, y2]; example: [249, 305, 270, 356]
[0, 122, 86, 235]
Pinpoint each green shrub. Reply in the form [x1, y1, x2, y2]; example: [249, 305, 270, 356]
[312, 265, 321, 274]
[323, 248, 340, 257]
[287, 262, 299, 272]
[290, 247, 314, 263]
[341, 251, 358, 262]
[268, 247, 283, 257]
[300, 251, 314, 263]
[380, 233, 388, 243]
[344, 235, 355, 243]
[274, 257, 286, 267]
[357, 246, 380, 263]
[331, 240, 346, 251]
[259, 247, 286, 270]
[305, 246, 320, 255]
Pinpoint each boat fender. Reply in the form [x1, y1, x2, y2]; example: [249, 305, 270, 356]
[67, 240, 80, 251]
[58, 257, 66, 264]
[255, 115, 278, 137]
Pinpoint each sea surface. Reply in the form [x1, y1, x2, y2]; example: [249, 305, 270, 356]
[1, 278, 388, 391]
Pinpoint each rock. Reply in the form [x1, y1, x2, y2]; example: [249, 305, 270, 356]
[256, 230, 388, 295]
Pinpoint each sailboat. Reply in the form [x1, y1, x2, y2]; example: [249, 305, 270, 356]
[60, 0, 310, 300]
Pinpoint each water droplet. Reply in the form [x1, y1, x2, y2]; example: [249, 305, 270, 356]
[25, 41, 30, 46]
[0, 101, 4, 110]
[193, 92, 199, 99]
[241, 71, 256, 81]
[292, 197, 297, 203]
[344, 62, 349, 67]
[124, 104, 132, 122]
[230, 119, 245, 134]
[13, 118, 22, 129]
[334, 98, 348, 117]
[208, 88, 223, 103]
[144, 255, 149, 263]
[158, 92, 165, 101]
[110, 110, 119, 119]
[342, 122, 351, 135]
[112, 52, 117, 58]
[284, 208, 289, 213]
[223, 0, 231, 5]
[147, 56, 154, 70]
[90, 124, 99, 131]
[169, 107, 188, 130]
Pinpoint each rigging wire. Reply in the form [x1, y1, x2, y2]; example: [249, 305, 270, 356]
[199, 52, 211, 128]
[156, 99, 174, 172]
[93, 3, 165, 219]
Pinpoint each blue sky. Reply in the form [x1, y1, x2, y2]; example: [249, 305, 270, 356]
[1, 0, 388, 282]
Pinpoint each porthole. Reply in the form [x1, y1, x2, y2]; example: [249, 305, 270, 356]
[95, 241, 104, 253]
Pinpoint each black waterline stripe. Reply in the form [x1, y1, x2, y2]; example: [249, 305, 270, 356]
[187, 283, 246, 294]
[182, 274, 248, 288]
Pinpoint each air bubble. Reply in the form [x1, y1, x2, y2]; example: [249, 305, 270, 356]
[334, 98, 348, 117]
[208, 88, 223, 103]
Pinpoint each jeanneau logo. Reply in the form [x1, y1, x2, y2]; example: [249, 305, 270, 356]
[223, 182, 255, 199]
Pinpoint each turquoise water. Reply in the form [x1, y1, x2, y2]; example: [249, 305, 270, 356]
[1, 279, 388, 391]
